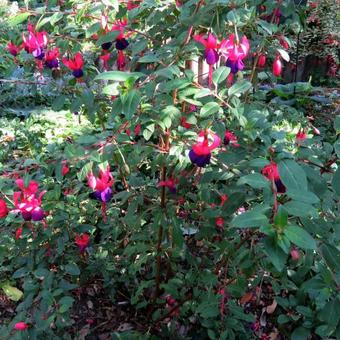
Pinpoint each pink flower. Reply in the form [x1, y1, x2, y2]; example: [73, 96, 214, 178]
[290, 248, 300, 261]
[296, 130, 307, 145]
[14, 322, 28, 331]
[75, 233, 90, 253]
[15, 227, 23, 239]
[0, 199, 8, 218]
[258, 54, 266, 67]
[261, 162, 286, 193]
[134, 124, 141, 136]
[7, 42, 22, 57]
[215, 216, 224, 229]
[224, 130, 240, 147]
[180, 116, 192, 129]
[62, 52, 84, 78]
[13, 179, 46, 221]
[189, 130, 221, 167]
[158, 177, 178, 194]
[87, 166, 114, 202]
[45, 47, 59, 69]
[117, 50, 126, 70]
[279, 35, 289, 49]
[22, 25, 48, 59]
[220, 34, 250, 74]
[194, 33, 220, 65]
[273, 55, 282, 77]
[62, 164, 70, 176]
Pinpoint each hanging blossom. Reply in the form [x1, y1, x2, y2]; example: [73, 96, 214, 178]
[261, 162, 286, 193]
[111, 18, 131, 70]
[193, 33, 220, 65]
[258, 53, 266, 67]
[224, 130, 240, 148]
[62, 52, 84, 78]
[295, 129, 308, 145]
[158, 177, 178, 194]
[22, 24, 48, 60]
[13, 179, 46, 221]
[273, 55, 282, 77]
[45, 47, 59, 69]
[7, 42, 22, 57]
[14, 322, 28, 331]
[220, 34, 250, 74]
[189, 130, 221, 167]
[87, 166, 114, 203]
[0, 199, 9, 218]
[75, 233, 90, 253]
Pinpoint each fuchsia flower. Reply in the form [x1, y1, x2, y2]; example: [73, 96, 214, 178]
[215, 216, 224, 229]
[261, 162, 286, 193]
[22, 25, 48, 59]
[14, 322, 28, 331]
[0, 199, 8, 218]
[127, 0, 142, 10]
[7, 42, 22, 57]
[62, 52, 84, 78]
[180, 117, 192, 129]
[258, 54, 266, 67]
[75, 233, 90, 253]
[189, 130, 221, 167]
[45, 47, 59, 69]
[193, 33, 220, 65]
[87, 166, 114, 202]
[290, 248, 300, 261]
[273, 55, 282, 77]
[13, 179, 46, 221]
[224, 130, 240, 147]
[62, 163, 70, 176]
[158, 177, 178, 194]
[279, 35, 289, 49]
[112, 18, 130, 50]
[134, 124, 141, 136]
[15, 227, 23, 240]
[220, 34, 250, 74]
[296, 130, 307, 145]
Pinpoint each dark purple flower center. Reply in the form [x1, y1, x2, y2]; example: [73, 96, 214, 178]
[33, 49, 45, 60]
[115, 38, 129, 51]
[205, 49, 219, 65]
[189, 149, 211, 167]
[101, 42, 113, 50]
[32, 207, 44, 221]
[72, 69, 84, 78]
[275, 179, 286, 194]
[45, 59, 59, 69]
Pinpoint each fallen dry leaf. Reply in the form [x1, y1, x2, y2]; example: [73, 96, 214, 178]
[266, 299, 277, 314]
[240, 292, 254, 305]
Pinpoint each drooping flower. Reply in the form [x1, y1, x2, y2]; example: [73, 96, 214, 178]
[87, 166, 114, 203]
[189, 130, 221, 167]
[75, 233, 90, 253]
[194, 33, 220, 65]
[15, 227, 23, 240]
[224, 130, 240, 147]
[0, 199, 8, 218]
[180, 116, 192, 129]
[117, 50, 126, 70]
[62, 162, 70, 176]
[261, 161, 286, 193]
[273, 55, 282, 77]
[7, 42, 22, 57]
[215, 216, 224, 230]
[45, 47, 59, 69]
[22, 26, 48, 59]
[14, 322, 28, 331]
[100, 52, 111, 70]
[278, 35, 289, 50]
[13, 179, 46, 222]
[134, 124, 141, 136]
[126, 0, 142, 10]
[220, 34, 250, 74]
[62, 52, 84, 78]
[158, 177, 178, 194]
[112, 18, 130, 51]
[295, 130, 307, 145]
[258, 54, 266, 67]
[290, 248, 300, 261]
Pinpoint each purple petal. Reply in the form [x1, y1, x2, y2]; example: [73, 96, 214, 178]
[205, 49, 219, 65]
[100, 188, 113, 202]
[31, 207, 44, 221]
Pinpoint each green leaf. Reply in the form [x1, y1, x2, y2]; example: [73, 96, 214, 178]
[318, 298, 340, 327]
[228, 80, 252, 97]
[284, 225, 316, 250]
[212, 66, 231, 85]
[237, 173, 270, 189]
[231, 211, 268, 228]
[95, 71, 143, 82]
[291, 327, 311, 340]
[263, 237, 287, 271]
[8, 12, 31, 26]
[286, 189, 319, 204]
[85, 22, 101, 38]
[274, 206, 288, 228]
[278, 160, 307, 191]
[2, 284, 23, 301]
[143, 124, 155, 141]
[65, 263, 80, 276]
[319, 244, 340, 272]
[284, 201, 317, 217]
[332, 167, 340, 196]
[138, 54, 159, 63]
[77, 162, 93, 181]
[334, 115, 340, 134]
[58, 296, 75, 313]
[52, 95, 65, 111]
[121, 90, 141, 119]
[200, 102, 220, 118]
